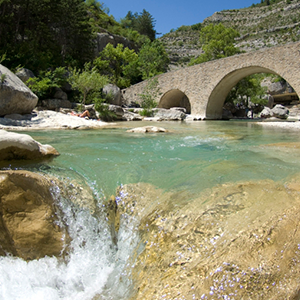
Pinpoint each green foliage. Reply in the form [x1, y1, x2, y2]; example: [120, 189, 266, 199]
[94, 43, 138, 88]
[26, 67, 68, 99]
[0, 0, 94, 72]
[94, 99, 117, 121]
[135, 40, 170, 81]
[138, 77, 161, 116]
[225, 74, 268, 107]
[68, 63, 109, 105]
[0, 74, 6, 84]
[0, 53, 6, 65]
[121, 9, 156, 41]
[189, 23, 240, 65]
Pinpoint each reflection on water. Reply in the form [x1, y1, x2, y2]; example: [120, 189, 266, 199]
[2, 120, 300, 299]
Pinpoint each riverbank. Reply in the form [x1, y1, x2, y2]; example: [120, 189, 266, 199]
[0, 110, 115, 131]
[1, 109, 300, 131]
[256, 119, 300, 130]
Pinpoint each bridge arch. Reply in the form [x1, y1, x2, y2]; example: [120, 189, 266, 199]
[158, 89, 191, 113]
[123, 42, 300, 119]
[206, 66, 279, 119]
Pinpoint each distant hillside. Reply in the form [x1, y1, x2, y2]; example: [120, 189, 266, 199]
[159, 0, 300, 69]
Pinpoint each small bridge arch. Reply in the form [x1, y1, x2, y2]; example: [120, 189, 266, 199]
[123, 41, 300, 119]
[158, 89, 191, 113]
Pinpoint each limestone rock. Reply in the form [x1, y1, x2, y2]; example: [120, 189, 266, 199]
[260, 106, 273, 118]
[53, 88, 68, 100]
[122, 111, 143, 121]
[153, 108, 186, 121]
[0, 170, 70, 260]
[95, 32, 136, 55]
[272, 104, 289, 119]
[103, 84, 122, 106]
[0, 130, 59, 161]
[0, 64, 38, 116]
[15, 68, 35, 83]
[41, 99, 72, 111]
[127, 126, 167, 133]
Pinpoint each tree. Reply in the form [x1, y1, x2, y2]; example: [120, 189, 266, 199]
[225, 74, 267, 107]
[68, 63, 109, 105]
[93, 43, 138, 88]
[138, 77, 161, 116]
[121, 9, 156, 41]
[189, 23, 240, 65]
[0, 0, 94, 72]
[135, 40, 169, 80]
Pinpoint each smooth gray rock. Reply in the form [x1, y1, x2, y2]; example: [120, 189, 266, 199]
[41, 99, 72, 110]
[15, 68, 35, 83]
[0, 130, 59, 160]
[103, 84, 122, 106]
[272, 104, 289, 119]
[0, 65, 38, 116]
[53, 88, 68, 100]
[260, 106, 273, 118]
[153, 108, 186, 121]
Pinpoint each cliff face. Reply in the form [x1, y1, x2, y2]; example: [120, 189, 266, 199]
[159, 0, 300, 68]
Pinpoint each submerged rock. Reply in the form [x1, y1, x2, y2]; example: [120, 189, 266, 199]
[126, 126, 168, 133]
[0, 170, 70, 260]
[0, 130, 59, 161]
[111, 177, 300, 299]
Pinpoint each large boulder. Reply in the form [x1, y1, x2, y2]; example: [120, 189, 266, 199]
[0, 130, 59, 161]
[103, 84, 122, 106]
[15, 68, 35, 83]
[153, 108, 186, 121]
[95, 32, 136, 54]
[0, 170, 70, 260]
[272, 104, 289, 119]
[0, 64, 38, 116]
[41, 99, 72, 111]
[127, 126, 167, 133]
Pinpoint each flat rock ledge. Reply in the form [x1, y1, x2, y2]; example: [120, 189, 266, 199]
[0, 110, 115, 131]
[126, 126, 168, 133]
[0, 130, 59, 160]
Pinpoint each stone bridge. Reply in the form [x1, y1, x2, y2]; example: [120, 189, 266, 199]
[123, 41, 300, 119]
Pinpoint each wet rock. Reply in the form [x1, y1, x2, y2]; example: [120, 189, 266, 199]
[127, 126, 168, 133]
[0, 130, 59, 161]
[0, 64, 38, 116]
[112, 178, 300, 299]
[0, 170, 70, 260]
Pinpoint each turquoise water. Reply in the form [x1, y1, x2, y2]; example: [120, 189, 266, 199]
[3, 120, 300, 300]
[25, 120, 300, 199]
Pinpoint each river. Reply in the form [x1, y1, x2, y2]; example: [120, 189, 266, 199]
[2, 120, 300, 299]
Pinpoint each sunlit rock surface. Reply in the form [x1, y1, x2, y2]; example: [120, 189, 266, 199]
[0, 130, 59, 161]
[110, 177, 300, 299]
[126, 126, 168, 133]
[0, 170, 69, 260]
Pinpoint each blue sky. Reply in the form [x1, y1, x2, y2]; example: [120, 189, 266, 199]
[104, 0, 260, 36]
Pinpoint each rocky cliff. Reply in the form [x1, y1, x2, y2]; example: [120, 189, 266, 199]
[160, 0, 300, 68]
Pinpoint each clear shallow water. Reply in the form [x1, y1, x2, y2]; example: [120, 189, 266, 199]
[2, 120, 300, 299]
[26, 120, 300, 197]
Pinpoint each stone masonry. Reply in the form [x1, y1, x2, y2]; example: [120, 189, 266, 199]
[123, 41, 300, 119]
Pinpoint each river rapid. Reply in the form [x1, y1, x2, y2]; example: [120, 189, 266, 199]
[2, 120, 300, 299]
